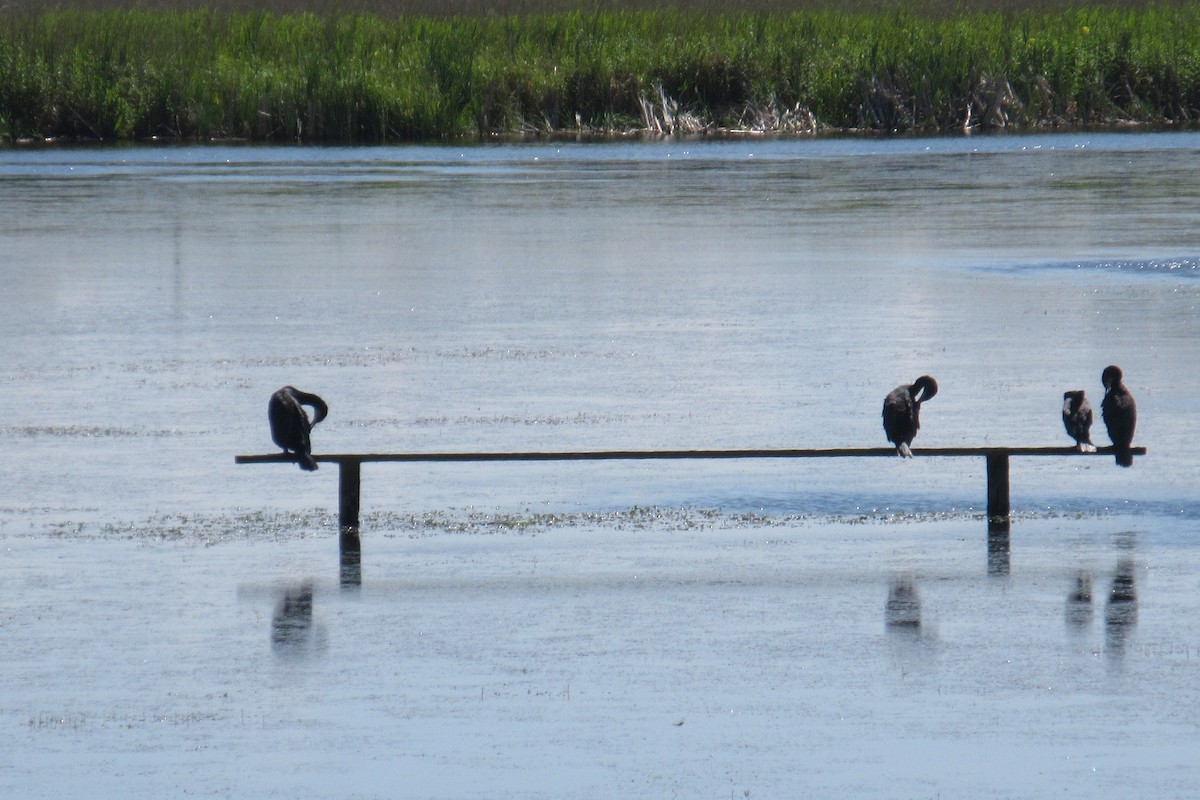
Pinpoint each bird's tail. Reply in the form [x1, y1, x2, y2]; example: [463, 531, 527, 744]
[1114, 446, 1133, 468]
[298, 452, 319, 471]
[897, 443, 912, 458]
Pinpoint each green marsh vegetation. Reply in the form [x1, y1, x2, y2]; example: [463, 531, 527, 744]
[2, 1, 1199, 141]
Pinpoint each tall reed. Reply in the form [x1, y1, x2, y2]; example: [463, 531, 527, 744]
[2, 6, 1200, 141]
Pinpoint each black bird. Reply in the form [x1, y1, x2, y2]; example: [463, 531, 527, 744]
[882, 375, 938, 457]
[269, 386, 328, 471]
[1062, 390, 1096, 452]
[1100, 365, 1136, 467]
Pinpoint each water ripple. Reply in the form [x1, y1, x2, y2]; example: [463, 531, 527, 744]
[13, 499, 1200, 544]
[991, 256, 1200, 280]
[0, 425, 185, 439]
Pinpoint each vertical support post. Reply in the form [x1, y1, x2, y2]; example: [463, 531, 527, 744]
[338, 459, 361, 534]
[985, 452, 1010, 528]
[338, 460, 362, 586]
[985, 452, 1011, 575]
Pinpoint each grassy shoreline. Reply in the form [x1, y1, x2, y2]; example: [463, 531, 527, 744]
[3, 5, 1199, 142]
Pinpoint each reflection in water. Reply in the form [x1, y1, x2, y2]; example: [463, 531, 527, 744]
[886, 575, 921, 629]
[1105, 558, 1138, 659]
[1066, 570, 1094, 629]
[271, 580, 327, 656]
[885, 574, 938, 678]
[340, 544, 362, 589]
[987, 527, 1010, 577]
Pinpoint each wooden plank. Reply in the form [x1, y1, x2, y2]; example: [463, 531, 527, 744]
[236, 445, 1146, 465]
[338, 460, 362, 562]
[236, 444, 1148, 556]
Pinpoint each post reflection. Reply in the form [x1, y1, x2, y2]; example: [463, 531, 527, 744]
[271, 580, 327, 656]
[340, 545, 362, 589]
[987, 527, 1010, 577]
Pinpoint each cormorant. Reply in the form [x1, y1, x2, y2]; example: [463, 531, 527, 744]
[1062, 390, 1096, 452]
[269, 386, 328, 471]
[1100, 365, 1136, 467]
[882, 375, 938, 457]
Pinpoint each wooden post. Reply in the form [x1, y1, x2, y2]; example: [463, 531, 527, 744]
[338, 459, 361, 557]
[985, 452, 1011, 575]
[985, 452, 1011, 531]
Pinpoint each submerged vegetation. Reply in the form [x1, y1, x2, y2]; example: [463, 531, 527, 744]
[2, 4, 1200, 141]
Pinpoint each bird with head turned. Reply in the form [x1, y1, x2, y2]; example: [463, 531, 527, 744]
[1100, 365, 1136, 467]
[268, 386, 329, 471]
[1062, 390, 1096, 452]
[882, 375, 938, 458]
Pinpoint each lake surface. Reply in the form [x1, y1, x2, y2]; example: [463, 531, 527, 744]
[1, 132, 1198, 797]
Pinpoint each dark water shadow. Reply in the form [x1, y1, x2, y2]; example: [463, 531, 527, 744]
[984, 255, 1200, 282]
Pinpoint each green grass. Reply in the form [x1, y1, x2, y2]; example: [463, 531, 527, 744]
[2, 5, 1200, 141]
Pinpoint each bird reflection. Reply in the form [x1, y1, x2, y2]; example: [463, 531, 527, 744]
[1065, 570, 1094, 629]
[886, 575, 922, 629]
[1105, 558, 1138, 657]
[885, 574, 938, 677]
[271, 580, 327, 656]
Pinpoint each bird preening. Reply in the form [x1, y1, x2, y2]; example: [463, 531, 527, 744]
[882, 375, 938, 457]
[256, 368, 1134, 476]
[269, 386, 329, 471]
[1100, 365, 1137, 467]
[1061, 390, 1096, 452]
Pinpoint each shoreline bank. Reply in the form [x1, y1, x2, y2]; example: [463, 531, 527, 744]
[3, 7, 1199, 143]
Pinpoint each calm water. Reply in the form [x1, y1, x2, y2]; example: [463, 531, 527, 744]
[1, 132, 1199, 797]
